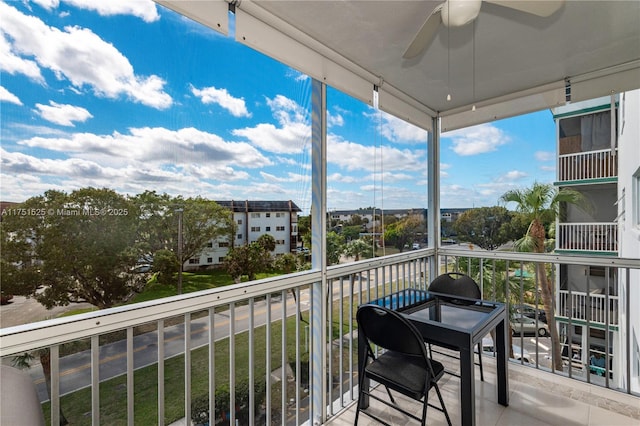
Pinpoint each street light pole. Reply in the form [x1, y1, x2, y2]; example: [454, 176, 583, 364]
[176, 208, 183, 295]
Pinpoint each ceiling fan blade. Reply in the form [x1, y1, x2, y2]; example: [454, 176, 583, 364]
[403, 4, 443, 59]
[486, 0, 565, 17]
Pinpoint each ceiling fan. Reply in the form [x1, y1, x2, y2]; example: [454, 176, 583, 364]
[403, 0, 565, 59]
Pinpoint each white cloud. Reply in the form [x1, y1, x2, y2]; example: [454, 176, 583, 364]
[367, 110, 429, 144]
[286, 69, 309, 82]
[0, 34, 44, 82]
[328, 134, 425, 173]
[191, 85, 251, 117]
[496, 170, 528, 182]
[328, 173, 358, 184]
[17, 126, 272, 170]
[535, 151, 554, 161]
[31, 0, 160, 22]
[0, 3, 172, 109]
[233, 95, 310, 154]
[260, 171, 308, 183]
[34, 101, 92, 126]
[0, 85, 22, 105]
[444, 123, 510, 156]
[328, 110, 344, 127]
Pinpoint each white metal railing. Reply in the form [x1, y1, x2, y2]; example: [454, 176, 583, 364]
[1, 249, 638, 425]
[0, 250, 432, 426]
[557, 290, 619, 325]
[439, 248, 638, 395]
[558, 148, 618, 182]
[557, 222, 618, 253]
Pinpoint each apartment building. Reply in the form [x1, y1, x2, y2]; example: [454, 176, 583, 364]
[184, 200, 301, 269]
[553, 90, 640, 392]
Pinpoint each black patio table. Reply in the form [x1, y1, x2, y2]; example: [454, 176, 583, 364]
[358, 288, 509, 426]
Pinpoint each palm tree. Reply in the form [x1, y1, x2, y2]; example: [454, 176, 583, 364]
[501, 182, 585, 370]
[12, 349, 69, 425]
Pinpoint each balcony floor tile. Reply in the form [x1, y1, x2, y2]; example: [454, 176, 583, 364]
[326, 357, 640, 426]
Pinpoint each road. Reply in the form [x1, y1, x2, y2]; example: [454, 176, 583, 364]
[25, 292, 312, 402]
[8, 267, 421, 402]
[0, 295, 93, 328]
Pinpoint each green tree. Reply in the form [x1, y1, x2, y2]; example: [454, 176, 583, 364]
[501, 182, 585, 370]
[453, 206, 523, 250]
[133, 193, 235, 289]
[256, 233, 276, 253]
[178, 197, 235, 266]
[344, 238, 375, 261]
[341, 225, 363, 242]
[1, 188, 142, 309]
[153, 249, 180, 285]
[131, 190, 174, 255]
[274, 252, 298, 274]
[326, 231, 345, 265]
[223, 241, 271, 282]
[383, 214, 424, 252]
[297, 214, 311, 249]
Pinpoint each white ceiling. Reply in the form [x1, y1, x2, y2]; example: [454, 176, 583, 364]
[159, 0, 640, 130]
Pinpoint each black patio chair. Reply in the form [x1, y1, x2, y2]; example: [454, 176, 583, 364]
[355, 304, 452, 426]
[428, 272, 485, 381]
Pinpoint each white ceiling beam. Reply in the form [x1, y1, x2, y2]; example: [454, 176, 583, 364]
[155, 0, 230, 36]
[440, 81, 567, 132]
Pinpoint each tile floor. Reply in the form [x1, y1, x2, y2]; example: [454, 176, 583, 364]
[325, 356, 640, 426]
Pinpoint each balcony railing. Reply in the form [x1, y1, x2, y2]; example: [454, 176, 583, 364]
[558, 290, 619, 325]
[557, 222, 618, 253]
[0, 249, 638, 425]
[558, 148, 618, 183]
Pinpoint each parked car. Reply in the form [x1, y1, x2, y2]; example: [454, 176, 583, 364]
[511, 314, 549, 337]
[480, 336, 531, 364]
[514, 304, 547, 323]
[132, 264, 152, 273]
[0, 292, 13, 305]
[412, 243, 421, 250]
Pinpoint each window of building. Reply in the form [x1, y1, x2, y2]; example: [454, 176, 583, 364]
[276, 239, 285, 245]
[276, 226, 285, 231]
[237, 219, 242, 225]
[237, 234, 242, 239]
[206, 242, 213, 248]
[188, 258, 200, 265]
[265, 213, 271, 218]
[219, 242, 229, 248]
[251, 226, 260, 232]
[265, 226, 271, 232]
[218, 257, 225, 263]
[251, 213, 260, 219]
[207, 257, 213, 263]
[276, 212, 284, 218]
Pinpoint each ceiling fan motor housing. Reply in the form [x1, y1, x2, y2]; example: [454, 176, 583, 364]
[441, 0, 483, 27]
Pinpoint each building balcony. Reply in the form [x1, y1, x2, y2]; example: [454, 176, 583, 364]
[557, 222, 618, 254]
[557, 148, 618, 185]
[327, 354, 640, 426]
[557, 290, 619, 326]
[1, 249, 638, 425]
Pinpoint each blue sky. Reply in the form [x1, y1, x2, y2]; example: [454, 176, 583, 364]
[0, 0, 557, 213]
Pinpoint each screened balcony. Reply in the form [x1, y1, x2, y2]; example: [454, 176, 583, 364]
[1, 250, 639, 425]
[2, 1, 639, 425]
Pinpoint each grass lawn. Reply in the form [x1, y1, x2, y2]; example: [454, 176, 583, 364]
[129, 269, 283, 304]
[44, 311, 319, 425]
